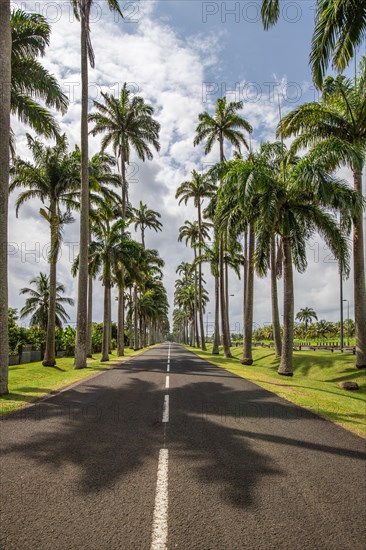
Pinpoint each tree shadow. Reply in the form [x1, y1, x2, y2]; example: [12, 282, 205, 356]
[1, 345, 365, 510]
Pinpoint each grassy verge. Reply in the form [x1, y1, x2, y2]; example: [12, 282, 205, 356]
[186, 345, 366, 438]
[0, 347, 153, 415]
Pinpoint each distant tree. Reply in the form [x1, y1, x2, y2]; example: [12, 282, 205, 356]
[296, 307, 318, 334]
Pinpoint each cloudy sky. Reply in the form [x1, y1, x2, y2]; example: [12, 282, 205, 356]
[9, 0, 365, 333]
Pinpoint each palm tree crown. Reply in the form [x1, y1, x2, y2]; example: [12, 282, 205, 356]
[11, 10, 68, 145]
[194, 97, 252, 160]
[260, 0, 366, 88]
[89, 83, 160, 215]
[131, 200, 163, 248]
[296, 307, 318, 332]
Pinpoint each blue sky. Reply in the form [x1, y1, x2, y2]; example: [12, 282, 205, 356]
[9, 0, 361, 332]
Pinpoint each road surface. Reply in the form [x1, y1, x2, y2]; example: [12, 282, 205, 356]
[1, 344, 365, 549]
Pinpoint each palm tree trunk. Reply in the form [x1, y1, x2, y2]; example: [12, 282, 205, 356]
[212, 273, 220, 354]
[218, 134, 231, 357]
[108, 285, 112, 353]
[129, 288, 133, 348]
[141, 226, 145, 249]
[86, 274, 93, 357]
[43, 202, 58, 366]
[220, 241, 232, 357]
[197, 204, 206, 351]
[134, 284, 138, 350]
[242, 224, 254, 365]
[0, 0, 11, 395]
[117, 284, 125, 356]
[101, 277, 110, 362]
[120, 149, 127, 218]
[225, 256, 231, 346]
[193, 250, 199, 347]
[278, 237, 294, 376]
[243, 230, 248, 346]
[74, 16, 89, 369]
[353, 169, 366, 368]
[271, 235, 282, 357]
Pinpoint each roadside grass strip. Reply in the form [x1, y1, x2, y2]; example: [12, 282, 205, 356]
[0, 347, 156, 415]
[186, 345, 366, 438]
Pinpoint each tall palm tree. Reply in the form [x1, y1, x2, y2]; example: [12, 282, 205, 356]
[86, 152, 121, 356]
[19, 273, 74, 330]
[178, 220, 210, 348]
[71, 0, 122, 370]
[175, 262, 195, 345]
[0, 0, 11, 394]
[195, 243, 220, 354]
[260, 0, 366, 87]
[310, 0, 366, 88]
[253, 152, 358, 375]
[176, 170, 216, 351]
[131, 200, 162, 248]
[296, 307, 318, 334]
[89, 82, 160, 354]
[88, 83, 160, 217]
[194, 97, 252, 357]
[10, 9, 68, 150]
[278, 62, 366, 368]
[11, 134, 79, 366]
[86, 218, 143, 361]
[215, 157, 257, 365]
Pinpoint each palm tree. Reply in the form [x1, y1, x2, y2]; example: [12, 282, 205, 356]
[215, 156, 257, 365]
[296, 307, 318, 334]
[11, 134, 79, 366]
[87, 218, 141, 361]
[260, 0, 366, 88]
[19, 273, 74, 330]
[10, 9, 68, 149]
[131, 200, 163, 248]
[178, 220, 210, 348]
[88, 83, 160, 217]
[89, 83, 160, 354]
[176, 170, 215, 351]
[0, 0, 11, 394]
[194, 97, 252, 357]
[175, 262, 195, 345]
[310, 0, 366, 88]
[86, 152, 121, 356]
[278, 61, 366, 368]
[253, 152, 358, 375]
[72, 0, 122, 370]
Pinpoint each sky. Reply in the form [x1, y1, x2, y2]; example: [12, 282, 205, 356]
[9, 0, 366, 334]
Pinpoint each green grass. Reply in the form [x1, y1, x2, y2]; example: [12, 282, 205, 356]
[0, 347, 152, 415]
[186, 345, 366, 438]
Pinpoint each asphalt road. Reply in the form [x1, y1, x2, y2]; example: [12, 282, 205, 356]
[1, 344, 365, 550]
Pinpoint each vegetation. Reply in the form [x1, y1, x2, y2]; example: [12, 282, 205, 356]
[278, 59, 366, 369]
[261, 0, 366, 87]
[194, 97, 252, 358]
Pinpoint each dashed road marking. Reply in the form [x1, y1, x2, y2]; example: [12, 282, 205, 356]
[162, 395, 169, 423]
[150, 448, 169, 550]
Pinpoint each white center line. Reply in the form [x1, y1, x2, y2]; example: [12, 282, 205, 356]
[165, 375, 169, 389]
[166, 363, 170, 372]
[150, 448, 169, 550]
[162, 395, 169, 423]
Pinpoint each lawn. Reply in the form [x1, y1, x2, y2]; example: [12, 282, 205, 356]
[186, 345, 366, 438]
[0, 347, 151, 415]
